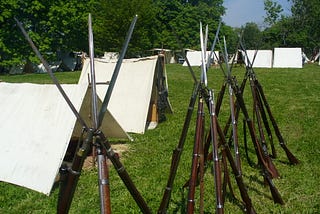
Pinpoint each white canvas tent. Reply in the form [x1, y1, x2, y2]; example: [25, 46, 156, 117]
[79, 55, 172, 134]
[0, 81, 129, 195]
[243, 50, 273, 68]
[273, 48, 303, 68]
[182, 50, 219, 66]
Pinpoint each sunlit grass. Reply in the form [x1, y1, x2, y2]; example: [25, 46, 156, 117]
[0, 63, 319, 213]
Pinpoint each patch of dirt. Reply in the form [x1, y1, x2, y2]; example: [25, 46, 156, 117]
[83, 143, 129, 170]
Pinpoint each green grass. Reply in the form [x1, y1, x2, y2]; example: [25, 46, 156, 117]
[0, 64, 319, 213]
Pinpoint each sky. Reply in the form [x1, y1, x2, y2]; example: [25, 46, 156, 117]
[223, 0, 292, 28]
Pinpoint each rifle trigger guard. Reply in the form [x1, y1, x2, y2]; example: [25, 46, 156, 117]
[68, 167, 81, 175]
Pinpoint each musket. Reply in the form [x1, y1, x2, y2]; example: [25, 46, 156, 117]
[186, 95, 205, 213]
[201, 23, 224, 214]
[208, 90, 224, 214]
[203, 50, 255, 213]
[254, 86, 277, 158]
[231, 80, 284, 204]
[255, 80, 299, 164]
[88, 14, 112, 213]
[222, 36, 242, 174]
[158, 24, 200, 214]
[157, 82, 200, 214]
[205, 87, 256, 213]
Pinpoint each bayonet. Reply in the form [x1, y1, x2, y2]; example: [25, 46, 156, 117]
[88, 13, 99, 130]
[98, 15, 138, 128]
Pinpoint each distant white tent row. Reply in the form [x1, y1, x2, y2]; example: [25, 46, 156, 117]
[182, 50, 219, 67]
[0, 55, 172, 195]
[242, 48, 303, 68]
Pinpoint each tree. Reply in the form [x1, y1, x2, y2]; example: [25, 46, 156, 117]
[264, 0, 283, 26]
[290, 0, 320, 52]
[242, 23, 262, 49]
[0, 0, 91, 68]
[153, 0, 224, 50]
[0, 0, 226, 69]
[92, 0, 156, 57]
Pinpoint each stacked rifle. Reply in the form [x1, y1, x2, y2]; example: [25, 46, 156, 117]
[158, 23, 299, 213]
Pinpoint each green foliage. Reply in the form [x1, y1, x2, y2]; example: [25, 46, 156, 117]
[0, 0, 225, 68]
[92, 0, 156, 57]
[153, 0, 224, 50]
[290, 0, 320, 53]
[0, 0, 92, 67]
[0, 64, 320, 213]
[242, 23, 263, 49]
[264, 0, 283, 26]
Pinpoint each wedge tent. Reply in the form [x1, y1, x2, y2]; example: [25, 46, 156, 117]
[273, 47, 303, 68]
[79, 55, 172, 134]
[0, 81, 130, 195]
[182, 50, 219, 66]
[243, 50, 273, 68]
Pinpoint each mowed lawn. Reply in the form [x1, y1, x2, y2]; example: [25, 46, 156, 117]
[0, 63, 319, 213]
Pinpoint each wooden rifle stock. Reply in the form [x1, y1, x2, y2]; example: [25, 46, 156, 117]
[263, 171, 284, 205]
[158, 83, 200, 214]
[57, 130, 93, 214]
[254, 86, 277, 158]
[250, 80, 280, 178]
[97, 131, 152, 213]
[254, 80, 299, 165]
[187, 96, 205, 213]
[96, 143, 111, 213]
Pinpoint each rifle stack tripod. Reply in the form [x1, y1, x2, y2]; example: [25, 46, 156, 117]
[158, 24, 299, 213]
[16, 13, 299, 213]
[16, 15, 152, 213]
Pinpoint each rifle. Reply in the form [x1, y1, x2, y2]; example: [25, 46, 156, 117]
[255, 80, 299, 164]
[222, 36, 242, 174]
[207, 90, 224, 214]
[186, 95, 205, 213]
[158, 23, 201, 214]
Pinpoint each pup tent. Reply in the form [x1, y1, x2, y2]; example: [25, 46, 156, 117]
[182, 50, 219, 66]
[273, 47, 303, 68]
[0, 81, 130, 195]
[242, 50, 273, 68]
[79, 54, 173, 134]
